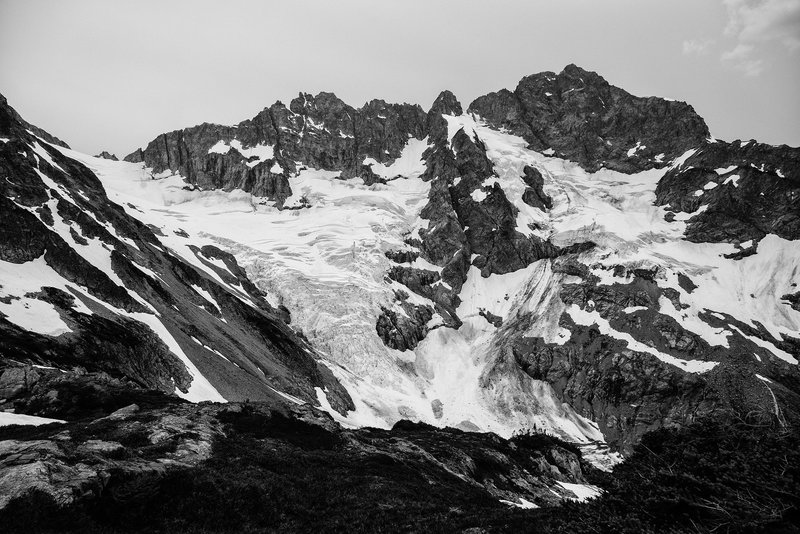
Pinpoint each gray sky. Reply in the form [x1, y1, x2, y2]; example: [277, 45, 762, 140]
[2, 0, 798, 157]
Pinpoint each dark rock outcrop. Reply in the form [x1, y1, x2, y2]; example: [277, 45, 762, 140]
[469, 64, 710, 172]
[124, 94, 428, 206]
[783, 291, 800, 312]
[520, 165, 553, 210]
[378, 90, 564, 349]
[655, 140, 800, 243]
[0, 93, 70, 149]
[94, 151, 118, 161]
[376, 302, 434, 352]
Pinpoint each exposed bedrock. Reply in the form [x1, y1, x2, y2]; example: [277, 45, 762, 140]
[655, 140, 800, 244]
[468, 64, 710, 173]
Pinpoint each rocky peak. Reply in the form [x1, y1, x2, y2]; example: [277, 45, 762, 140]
[0, 93, 70, 149]
[94, 151, 118, 161]
[424, 90, 463, 146]
[469, 64, 710, 173]
[290, 91, 354, 126]
[356, 99, 427, 162]
[559, 63, 606, 85]
[428, 89, 463, 118]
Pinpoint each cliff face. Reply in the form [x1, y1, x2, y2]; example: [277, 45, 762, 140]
[655, 139, 800, 244]
[124, 94, 428, 206]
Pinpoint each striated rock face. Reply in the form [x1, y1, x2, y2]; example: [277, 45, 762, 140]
[655, 140, 800, 244]
[0, 93, 353, 413]
[469, 64, 710, 172]
[375, 299, 435, 352]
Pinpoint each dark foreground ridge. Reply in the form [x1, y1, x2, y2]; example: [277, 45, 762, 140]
[0, 380, 796, 533]
[0, 372, 594, 532]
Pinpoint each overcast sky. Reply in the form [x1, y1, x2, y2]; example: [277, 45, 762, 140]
[1, 0, 798, 157]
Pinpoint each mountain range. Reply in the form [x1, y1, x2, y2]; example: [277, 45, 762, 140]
[1, 64, 798, 532]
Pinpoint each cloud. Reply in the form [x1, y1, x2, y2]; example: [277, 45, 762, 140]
[721, 43, 765, 75]
[682, 38, 715, 55]
[720, 0, 800, 75]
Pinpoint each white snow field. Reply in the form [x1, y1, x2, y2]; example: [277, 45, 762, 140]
[47, 116, 800, 459]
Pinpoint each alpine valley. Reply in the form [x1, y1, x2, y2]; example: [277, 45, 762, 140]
[1, 65, 798, 533]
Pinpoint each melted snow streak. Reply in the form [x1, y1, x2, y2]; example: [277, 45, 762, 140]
[50, 122, 800, 459]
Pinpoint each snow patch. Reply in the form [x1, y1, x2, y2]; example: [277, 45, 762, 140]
[0, 412, 66, 427]
[500, 497, 538, 509]
[626, 142, 646, 157]
[723, 174, 740, 187]
[556, 481, 602, 502]
[362, 137, 429, 180]
[208, 139, 275, 168]
[470, 189, 487, 202]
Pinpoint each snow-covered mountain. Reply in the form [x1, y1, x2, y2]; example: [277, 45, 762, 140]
[0, 93, 352, 412]
[2, 65, 798, 461]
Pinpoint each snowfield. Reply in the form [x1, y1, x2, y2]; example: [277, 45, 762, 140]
[47, 116, 800, 460]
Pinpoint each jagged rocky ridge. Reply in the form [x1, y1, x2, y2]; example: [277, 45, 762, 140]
[124, 93, 428, 205]
[469, 63, 711, 173]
